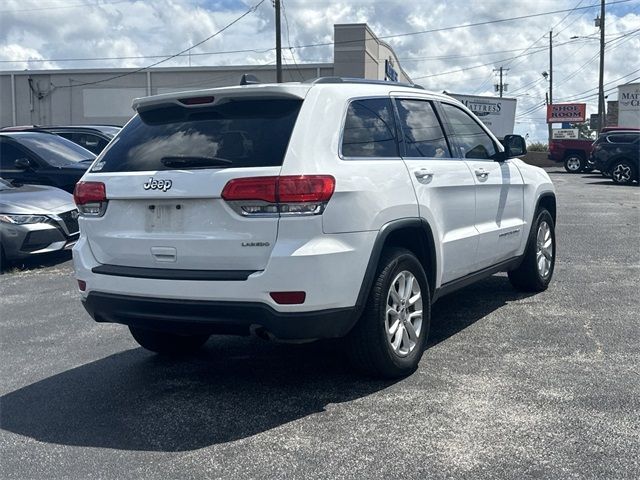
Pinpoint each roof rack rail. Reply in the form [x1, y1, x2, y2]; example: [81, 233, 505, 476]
[309, 77, 424, 90]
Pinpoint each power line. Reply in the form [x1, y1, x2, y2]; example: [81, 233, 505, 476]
[553, 29, 640, 90]
[3, 0, 633, 69]
[509, 29, 638, 96]
[280, 0, 305, 81]
[290, 0, 635, 51]
[569, 67, 640, 97]
[506, 0, 587, 72]
[0, 37, 585, 66]
[52, 0, 266, 88]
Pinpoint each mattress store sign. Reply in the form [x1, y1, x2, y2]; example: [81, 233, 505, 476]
[547, 103, 586, 123]
[618, 83, 640, 128]
[448, 94, 517, 138]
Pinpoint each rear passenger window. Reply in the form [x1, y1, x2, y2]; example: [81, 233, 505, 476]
[395, 99, 450, 158]
[441, 103, 497, 159]
[341, 98, 399, 158]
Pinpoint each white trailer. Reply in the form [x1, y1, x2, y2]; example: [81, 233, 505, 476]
[447, 93, 517, 138]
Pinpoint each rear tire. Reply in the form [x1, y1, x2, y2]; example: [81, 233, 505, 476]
[346, 248, 430, 378]
[508, 209, 555, 292]
[610, 159, 637, 185]
[129, 326, 209, 355]
[0, 245, 7, 273]
[563, 154, 584, 173]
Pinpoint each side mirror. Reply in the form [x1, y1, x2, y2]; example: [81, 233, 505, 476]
[503, 134, 527, 158]
[14, 158, 31, 170]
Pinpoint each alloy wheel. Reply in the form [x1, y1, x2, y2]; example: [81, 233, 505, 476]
[612, 163, 631, 183]
[386, 270, 423, 357]
[566, 157, 581, 172]
[536, 221, 553, 279]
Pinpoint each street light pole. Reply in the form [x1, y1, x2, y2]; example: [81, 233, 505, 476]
[597, 0, 606, 132]
[548, 30, 553, 144]
[275, 0, 283, 83]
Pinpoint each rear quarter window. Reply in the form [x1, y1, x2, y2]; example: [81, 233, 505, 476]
[341, 98, 399, 158]
[93, 98, 303, 172]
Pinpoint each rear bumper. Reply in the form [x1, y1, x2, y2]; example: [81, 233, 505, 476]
[82, 291, 357, 340]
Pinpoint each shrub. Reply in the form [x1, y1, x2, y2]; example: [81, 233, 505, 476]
[527, 142, 548, 152]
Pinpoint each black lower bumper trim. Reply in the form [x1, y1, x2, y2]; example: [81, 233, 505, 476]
[91, 264, 257, 281]
[82, 292, 358, 340]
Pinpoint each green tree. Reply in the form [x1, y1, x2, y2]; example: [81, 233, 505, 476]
[570, 122, 596, 140]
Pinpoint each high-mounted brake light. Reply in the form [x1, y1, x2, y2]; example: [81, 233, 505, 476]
[221, 175, 335, 217]
[74, 181, 107, 217]
[178, 96, 215, 105]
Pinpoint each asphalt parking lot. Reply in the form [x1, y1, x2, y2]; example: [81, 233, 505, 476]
[1, 169, 638, 480]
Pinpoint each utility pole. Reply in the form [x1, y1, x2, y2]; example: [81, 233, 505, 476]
[548, 30, 553, 144]
[493, 66, 509, 97]
[597, 0, 605, 132]
[274, 0, 282, 83]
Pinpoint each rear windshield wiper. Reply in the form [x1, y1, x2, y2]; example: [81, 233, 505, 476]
[161, 156, 233, 168]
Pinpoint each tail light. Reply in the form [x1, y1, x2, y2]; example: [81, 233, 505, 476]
[222, 175, 335, 217]
[74, 181, 107, 217]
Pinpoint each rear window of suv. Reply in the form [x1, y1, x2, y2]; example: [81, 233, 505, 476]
[93, 98, 302, 172]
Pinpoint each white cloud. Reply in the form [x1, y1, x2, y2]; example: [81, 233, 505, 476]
[0, 0, 638, 141]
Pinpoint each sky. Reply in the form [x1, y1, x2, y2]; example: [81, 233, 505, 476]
[0, 0, 639, 142]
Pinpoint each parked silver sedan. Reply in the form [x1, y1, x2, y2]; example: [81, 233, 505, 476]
[0, 178, 79, 265]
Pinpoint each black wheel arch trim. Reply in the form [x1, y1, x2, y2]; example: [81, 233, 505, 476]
[535, 192, 557, 223]
[354, 218, 437, 317]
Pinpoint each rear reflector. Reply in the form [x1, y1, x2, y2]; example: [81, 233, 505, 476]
[77, 280, 87, 291]
[74, 181, 106, 205]
[270, 291, 306, 304]
[178, 96, 215, 105]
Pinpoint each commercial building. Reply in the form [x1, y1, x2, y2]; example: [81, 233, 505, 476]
[0, 23, 411, 127]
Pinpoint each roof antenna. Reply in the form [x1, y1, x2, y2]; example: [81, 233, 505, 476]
[240, 74, 260, 86]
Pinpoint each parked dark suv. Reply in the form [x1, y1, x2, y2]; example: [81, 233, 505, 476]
[590, 131, 640, 185]
[0, 132, 95, 193]
[0, 125, 120, 155]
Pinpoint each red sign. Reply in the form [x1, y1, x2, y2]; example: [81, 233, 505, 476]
[547, 103, 587, 123]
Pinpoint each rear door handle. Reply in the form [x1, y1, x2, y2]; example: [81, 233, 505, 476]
[414, 169, 434, 182]
[475, 168, 489, 179]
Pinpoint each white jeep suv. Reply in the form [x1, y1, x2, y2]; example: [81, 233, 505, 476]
[73, 78, 556, 378]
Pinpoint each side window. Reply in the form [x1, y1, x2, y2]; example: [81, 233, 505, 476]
[341, 98, 399, 158]
[0, 141, 31, 169]
[441, 103, 497, 159]
[395, 99, 450, 158]
[607, 134, 637, 144]
[72, 133, 108, 154]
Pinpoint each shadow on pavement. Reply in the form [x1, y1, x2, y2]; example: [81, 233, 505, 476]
[0, 275, 534, 452]
[1, 250, 72, 274]
[0, 338, 396, 452]
[429, 274, 535, 348]
[585, 180, 638, 187]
